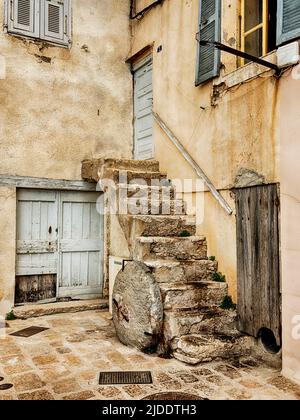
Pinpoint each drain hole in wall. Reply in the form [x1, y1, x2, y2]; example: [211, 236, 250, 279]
[259, 328, 281, 354]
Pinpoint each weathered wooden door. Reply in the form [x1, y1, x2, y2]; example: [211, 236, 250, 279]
[58, 192, 104, 299]
[133, 56, 154, 160]
[16, 190, 59, 303]
[16, 189, 104, 303]
[235, 184, 281, 345]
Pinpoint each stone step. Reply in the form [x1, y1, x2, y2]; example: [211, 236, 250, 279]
[118, 184, 176, 200]
[172, 334, 252, 365]
[13, 299, 109, 320]
[145, 259, 217, 283]
[134, 236, 207, 260]
[126, 198, 187, 216]
[82, 158, 160, 182]
[163, 307, 241, 343]
[108, 169, 169, 186]
[159, 281, 228, 311]
[104, 158, 160, 172]
[122, 215, 197, 238]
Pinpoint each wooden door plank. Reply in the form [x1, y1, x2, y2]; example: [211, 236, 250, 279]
[15, 274, 57, 304]
[235, 184, 281, 344]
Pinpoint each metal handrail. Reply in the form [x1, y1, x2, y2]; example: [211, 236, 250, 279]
[153, 112, 233, 215]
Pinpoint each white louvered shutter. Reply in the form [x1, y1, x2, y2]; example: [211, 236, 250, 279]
[8, 0, 40, 38]
[40, 0, 71, 46]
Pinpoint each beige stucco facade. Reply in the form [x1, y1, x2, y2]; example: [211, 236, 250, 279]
[280, 71, 300, 385]
[0, 0, 133, 315]
[130, 0, 279, 300]
[130, 0, 300, 384]
[0, 0, 133, 179]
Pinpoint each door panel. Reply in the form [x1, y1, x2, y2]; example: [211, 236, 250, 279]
[58, 191, 103, 298]
[235, 184, 281, 344]
[16, 190, 58, 276]
[15, 274, 57, 304]
[134, 56, 154, 160]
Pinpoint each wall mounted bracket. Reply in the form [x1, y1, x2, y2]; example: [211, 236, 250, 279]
[196, 35, 281, 76]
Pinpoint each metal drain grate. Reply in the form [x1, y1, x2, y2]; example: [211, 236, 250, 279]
[99, 371, 152, 385]
[10, 326, 49, 338]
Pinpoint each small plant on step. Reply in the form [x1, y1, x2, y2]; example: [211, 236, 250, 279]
[179, 230, 191, 238]
[5, 311, 16, 321]
[221, 296, 237, 310]
[209, 256, 216, 261]
[212, 272, 226, 283]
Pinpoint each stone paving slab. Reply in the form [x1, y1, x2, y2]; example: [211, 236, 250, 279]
[13, 299, 108, 319]
[0, 311, 299, 400]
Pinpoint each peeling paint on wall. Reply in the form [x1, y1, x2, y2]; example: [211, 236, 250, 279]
[234, 168, 266, 189]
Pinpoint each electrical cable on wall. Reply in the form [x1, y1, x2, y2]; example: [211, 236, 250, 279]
[130, 0, 164, 20]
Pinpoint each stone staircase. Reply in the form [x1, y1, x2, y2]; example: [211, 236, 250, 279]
[82, 158, 250, 364]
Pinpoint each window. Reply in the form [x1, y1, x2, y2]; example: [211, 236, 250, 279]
[5, 0, 71, 47]
[241, 0, 277, 65]
[241, 1, 300, 64]
[195, 0, 221, 86]
[195, 1, 300, 85]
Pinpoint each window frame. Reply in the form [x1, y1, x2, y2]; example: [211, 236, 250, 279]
[4, 0, 72, 48]
[240, 0, 269, 65]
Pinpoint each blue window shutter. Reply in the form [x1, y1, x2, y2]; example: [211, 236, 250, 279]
[196, 0, 221, 86]
[277, 0, 300, 46]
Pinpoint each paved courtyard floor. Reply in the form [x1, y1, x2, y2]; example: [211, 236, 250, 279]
[0, 310, 300, 400]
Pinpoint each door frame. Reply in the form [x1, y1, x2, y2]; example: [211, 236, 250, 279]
[13, 176, 104, 302]
[132, 54, 154, 160]
[0, 175, 99, 192]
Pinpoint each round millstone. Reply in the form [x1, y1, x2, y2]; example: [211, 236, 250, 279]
[112, 261, 163, 352]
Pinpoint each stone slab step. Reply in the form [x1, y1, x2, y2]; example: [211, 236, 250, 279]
[123, 215, 196, 238]
[134, 236, 207, 260]
[118, 184, 176, 200]
[145, 259, 217, 283]
[103, 158, 160, 172]
[106, 169, 169, 186]
[13, 299, 108, 320]
[82, 158, 160, 181]
[159, 281, 228, 310]
[173, 334, 252, 365]
[163, 308, 241, 343]
[126, 198, 186, 216]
